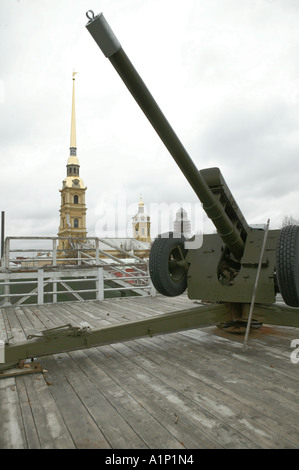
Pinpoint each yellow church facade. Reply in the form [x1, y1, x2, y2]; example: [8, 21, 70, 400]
[57, 72, 150, 261]
[57, 72, 87, 253]
[132, 196, 151, 243]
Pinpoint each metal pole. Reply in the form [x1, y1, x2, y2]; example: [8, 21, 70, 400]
[1, 211, 5, 261]
[37, 268, 44, 306]
[96, 267, 104, 301]
[52, 239, 57, 266]
[244, 219, 270, 349]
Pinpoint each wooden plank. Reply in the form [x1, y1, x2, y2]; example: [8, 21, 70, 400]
[12, 306, 38, 338]
[179, 329, 299, 405]
[20, 306, 48, 331]
[172, 333, 297, 439]
[68, 348, 185, 449]
[24, 305, 58, 330]
[1, 309, 11, 343]
[1, 296, 298, 449]
[0, 377, 26, 448]
[116, 297, 175, 316]
[78, 301, 137, 327]
[45, 302, 105, 329]
[35, 304, 72, 328]
[105, 297, 164, 316]
[132, 294, 198, 313]
[143, 330, 299, 447]
[112, 331, 296, 448]
[39, 355, 111, 449]
[112, 340, 243, 447]
[47, 352, 148, 449]
[3, 307, 27, 342]
[210, 325, 299, 379]
[82, 345, 218, 449]
[85, 299, 144, 321]
[83, 299, 147, 324]
[66, 301, 114, 326]
[77, 301, 123, 324]
[0, 307, 7, 341]
[16, 376, 41, 449]
[39, 303, 88, 328]
[97, 342, 256, 449]
[20, 372, 75, 449]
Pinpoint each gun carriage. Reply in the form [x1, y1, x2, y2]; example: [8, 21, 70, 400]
[1, 11, 298, 372]
[85, 11, 299, 311]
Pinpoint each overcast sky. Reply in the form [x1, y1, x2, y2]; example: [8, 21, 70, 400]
[1, 0, 299, 242]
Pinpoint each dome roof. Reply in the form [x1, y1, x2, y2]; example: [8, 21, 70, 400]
[62, 176, 85, 188]
[67, 155, 80, 166]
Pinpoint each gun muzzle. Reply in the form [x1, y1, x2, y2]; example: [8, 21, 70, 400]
[86, 11, 121, 58]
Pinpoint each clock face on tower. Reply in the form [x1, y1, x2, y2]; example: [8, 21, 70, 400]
[72, 179, 80, 186]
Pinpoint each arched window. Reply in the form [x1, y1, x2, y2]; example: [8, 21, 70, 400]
[74, 218, 79, 228]
[74, 195, 79, 204]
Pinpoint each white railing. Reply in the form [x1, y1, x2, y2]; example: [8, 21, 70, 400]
[0, 237, 155, 306]
[1, 236, 148, 269]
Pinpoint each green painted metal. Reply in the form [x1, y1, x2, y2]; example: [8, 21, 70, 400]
[2, 11, 298, 373]
[85, 13, 246, 261]
[186, 229, 280, 304]
[85, 12, 282, 303]
[1, 299, 298, 372]
[251, 303, 299, 328]
[0, 303, 229, 371]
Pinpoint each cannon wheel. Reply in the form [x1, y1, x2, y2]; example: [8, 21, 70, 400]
[149, 232, 188, 297]
[276, 224, 299, 307]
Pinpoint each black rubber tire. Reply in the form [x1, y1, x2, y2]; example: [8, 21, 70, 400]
[276, 225, 299, 307]
[149, 232, 188, 297]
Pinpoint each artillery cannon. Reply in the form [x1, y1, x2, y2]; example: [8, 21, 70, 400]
[85, 11, 299, 317]
[1, 11, 298, 373]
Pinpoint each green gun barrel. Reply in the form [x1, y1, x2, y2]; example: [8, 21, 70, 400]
[85, 12, 246, 260]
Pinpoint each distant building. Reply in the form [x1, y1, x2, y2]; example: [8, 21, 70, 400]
[56, 73, 150, 262]
[173, 207, 192, 238]
[97, 238, 150, 260]
[132, 196, 151, 243]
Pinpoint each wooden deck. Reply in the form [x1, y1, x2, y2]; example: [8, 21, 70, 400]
[0, 294, 299, 449]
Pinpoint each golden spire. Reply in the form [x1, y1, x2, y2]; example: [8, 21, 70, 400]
[70, 70, 77, 152]
[138, 194, 144, 213]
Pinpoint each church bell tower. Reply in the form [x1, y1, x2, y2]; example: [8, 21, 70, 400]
[132, 196, 151, 242]
[58, 72, 87, 253]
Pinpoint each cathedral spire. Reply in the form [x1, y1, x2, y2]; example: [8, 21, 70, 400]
[58, 71, 87, 254]
[70, 70, 77, 156]
[67, 71, 80, 170]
